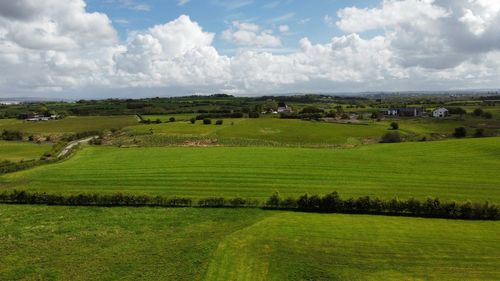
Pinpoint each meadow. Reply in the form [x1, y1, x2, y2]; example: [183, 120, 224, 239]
[125, 118, 392, 146]
[0, 116, 137, 134]
[0, 140, 50, 162]
[2, 137, 499, 202]
[0, 205, 498, 281]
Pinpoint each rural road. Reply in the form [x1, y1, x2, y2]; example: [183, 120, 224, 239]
[57, 136, 98, 158]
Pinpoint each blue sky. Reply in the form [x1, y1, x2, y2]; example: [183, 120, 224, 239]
[86, 0, 377, 54]
[1, 0, 500, 98]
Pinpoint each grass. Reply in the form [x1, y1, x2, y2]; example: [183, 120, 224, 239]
[2, 137, 499, 202]
[125, 118, 390, 146]
[0, 205, 498, 280]
[0, 116, 138, 134]
[0, 141, 51, 162]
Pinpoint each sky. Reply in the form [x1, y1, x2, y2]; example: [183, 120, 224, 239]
[1, 0, 500, 98]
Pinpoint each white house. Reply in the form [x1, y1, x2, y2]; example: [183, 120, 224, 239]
[277, 105, 293, 113]
[432, 107, 449, 118]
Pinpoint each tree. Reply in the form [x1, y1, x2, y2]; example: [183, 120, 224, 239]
[390, 122, 399, 130]
[473, 128, 485, 138]
[299, 106, 324, 114]
[248, 112, 260, 118]
[453, 127, 467, 138]
[380, 132, 401, 143]
[169, 117, 176, 122]
[267, 192, 281, 208]
[473, 108, 483, 116]
[448, 107, 466, 116]
[215, 120, 223, 125]
[203, 118, 212, 125]
[482, 112, 493, 119]
[1, 130, 23, 141]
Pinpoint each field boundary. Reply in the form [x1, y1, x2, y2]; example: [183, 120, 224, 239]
[1, 190, 498, 221]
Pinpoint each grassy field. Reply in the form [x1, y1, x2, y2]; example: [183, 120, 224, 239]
[2, 137, 499, 202]
[125, 118, 391, 146]
[0, 205, 498, 281]
[0, 141, 50, 162]
[0, 116, 138, 134]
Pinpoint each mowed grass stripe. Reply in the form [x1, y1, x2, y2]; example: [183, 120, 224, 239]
[1, 205, 499, 280]
[1, 137, 499, 202]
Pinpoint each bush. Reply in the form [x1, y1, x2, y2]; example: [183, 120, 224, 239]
[1, 130, 23, 141]
[448, 107, 466, 115]
[482, 112, 492, 119]
[169, 117, 176, 122]
[190, 118, 196, 124]
[215, 120, 223, 125]
[248, 112, 260, 118]
[263, 192, 499, 220]
[299, 106, 324, 114]
[390, 122, 399, 130]
[203, 118, 212, 125]
[453, 127, 467, 138]
[473, 128, 485, 138]
[473, 108, 484, 116]
[380, 132, 401, 143]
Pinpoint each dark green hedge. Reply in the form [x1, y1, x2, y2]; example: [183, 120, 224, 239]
[265, 192, 499, 220]
[0, 190, 498, 220]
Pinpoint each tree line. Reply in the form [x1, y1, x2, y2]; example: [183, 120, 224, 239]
[0, 190, 498, 220]
[265, 192, 499, 220]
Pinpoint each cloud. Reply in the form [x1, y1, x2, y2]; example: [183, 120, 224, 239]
[323, 15, 334, 28]
[279, 25, 289, 33]
[1, 0, 500, 97]
[221, 21, 281, 47]
[178, 0, 190, 6]
[117, 0, 151, 11]
[267, 12, 295, 23]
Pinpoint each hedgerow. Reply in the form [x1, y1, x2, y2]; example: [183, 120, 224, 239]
[0, 190, 497, 220]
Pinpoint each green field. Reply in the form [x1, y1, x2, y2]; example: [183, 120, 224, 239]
[0, 116, 138, 134]
[125, 118, 391, 146]
[0, 205, 498, 281]
[0, 141, 50, 162]
[2, 137, 499, 202]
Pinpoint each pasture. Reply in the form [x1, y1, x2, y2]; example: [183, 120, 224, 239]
[0, 116, 138, 134]
[2, 137, 499, 202]
[125, 118, 391, 146]
[0, 205, 498, 281]
[0, 141, 50, 162]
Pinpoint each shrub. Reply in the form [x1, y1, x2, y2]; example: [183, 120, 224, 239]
[473, 128, 485, 138]
[266, 192, 281, 208]
[453, 127, 467, 138]
[380, 132, 401, 143]
[299, 106, 324, 114]
[169, 117, 175, 122]
[448, 107, 466, 115]
[190, 118, 196, 124]
[215, 120, 223, 125]
[473, 108, 483, 116]
[1, 130, 23, 141]
[248, 112, 260, 118]
[482, 112, 492, 119]
[390, 122, 399, 130]
[203, 118, 212, 125]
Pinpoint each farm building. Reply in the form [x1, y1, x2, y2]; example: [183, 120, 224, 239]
[387, 108, 423, 117]
[25, 112, 58, 122]
[278, 104, 293, 113]
[432, 107, 449, 118]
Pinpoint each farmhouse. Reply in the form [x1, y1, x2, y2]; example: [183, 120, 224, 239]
[277, 102, 293, 113]
[387, 108, 423, 117]
[432, 107, 449, 118]
[25, 112, 58, 122]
